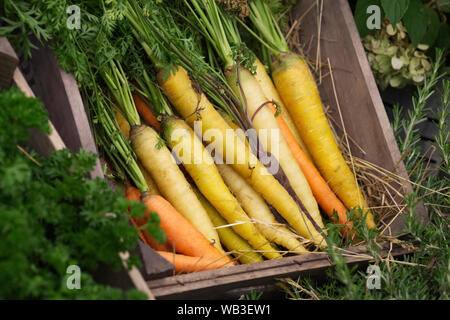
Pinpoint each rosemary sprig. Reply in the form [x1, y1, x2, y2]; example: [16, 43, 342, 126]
[434, 79, 450, 172]
[393, 49, 446, 171]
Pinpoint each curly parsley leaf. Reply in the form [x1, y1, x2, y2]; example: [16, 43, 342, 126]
[0, 88, 151, 299]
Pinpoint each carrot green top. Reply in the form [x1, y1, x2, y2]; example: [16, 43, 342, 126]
[247, 0, 290, 55]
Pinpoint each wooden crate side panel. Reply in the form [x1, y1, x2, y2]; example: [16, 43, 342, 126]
[23, 44, 103, 178]
[59, 70, 104, 179]
[0, 37, 19, 89]
[12, 68, 66, 156]
[136, 240, 175, 280]
[147, 243, 410, 299]
[25, 46, 81, 150]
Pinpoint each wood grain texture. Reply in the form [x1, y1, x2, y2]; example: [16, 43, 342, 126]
[0, 37, 19, 89]
[147, 243, 410, 299]
[13, 67, 67, 156]
[23, 43, 103, 178]
[136, 240, 175, 280]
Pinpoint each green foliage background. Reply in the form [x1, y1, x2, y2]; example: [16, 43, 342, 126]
[0, 88, 149, 299]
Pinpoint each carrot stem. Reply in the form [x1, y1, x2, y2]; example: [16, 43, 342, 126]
[125, 186, 172, 251]
[133, 93, 161, 131]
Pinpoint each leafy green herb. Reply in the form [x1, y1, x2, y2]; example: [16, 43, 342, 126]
[0, 0, 51, 59]
[0, 88, 150, 299]
[392, 49, 445, 167]
[239, 289, 263, 300]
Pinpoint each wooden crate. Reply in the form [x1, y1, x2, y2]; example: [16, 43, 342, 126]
[1, 0, 428, 300]
[144, 0, 428, 299]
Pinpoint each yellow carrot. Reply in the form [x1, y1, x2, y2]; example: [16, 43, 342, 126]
[130, 124, 224, 252]
[248, 0, 375, 229]
[193, 187, 264, 264]
[216, 164, 308, 254]
[162, 116, 281, 260]
[115, 109, 131, 140]
[271, 53, 375, 229]
[253, 57, 312, 161]
[265, 101, 355, 237]
[137, 162, 160, 196]
[217, 110, 249, 149]
[116, 109, 161, 197]
[157, 66, 326, 247]
[225, 66, 325, 230]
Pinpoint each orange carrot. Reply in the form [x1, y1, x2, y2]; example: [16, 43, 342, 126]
[129, 213, 150, 246]
[125, 185, 145, 225]
[125, 186, 172, 251]
[144, 233, 172, 252]
[141, 193, 233, 264]
[133, 93, 161, 132]
[125, 186, 148, 243]
[156, 251, 232, 273]
[267, 103, 354, 236]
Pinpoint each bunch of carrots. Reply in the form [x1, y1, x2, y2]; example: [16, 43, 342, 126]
[82, 0, 377, 274]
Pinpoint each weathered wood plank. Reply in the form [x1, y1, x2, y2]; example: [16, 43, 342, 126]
[22, 43, 103, 178]
[0, 37, 19, 89]
[136, 240, 175, 280]
[60, 69, 105, 178]
[13, 67, 67, 156]
[147, 243, 410, 299]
